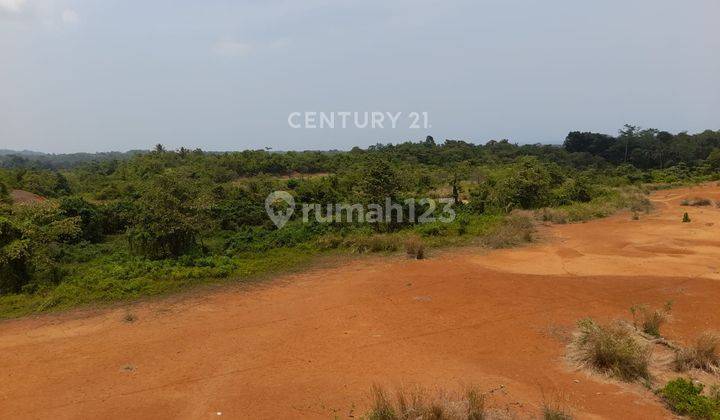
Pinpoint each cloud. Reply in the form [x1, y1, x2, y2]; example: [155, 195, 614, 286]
[0, 0, 26, 14]
[61, 8, 77, 24]
[212, 40, 254, 57]
[211, 38, 290, 58]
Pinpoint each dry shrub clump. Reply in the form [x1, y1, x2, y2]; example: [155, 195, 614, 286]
[571, 318, 650, 382]
[483, 213, 534, 249]
[542, 402, 573, 420]
[681, 197, 713, 207]
[404, 236, 425, 260]
[674, 332, 720, 373]
[630, 301, 672, 338]
[367, 384, 486, 420]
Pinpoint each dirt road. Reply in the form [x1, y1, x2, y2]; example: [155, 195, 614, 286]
[3, 184, 720, 419]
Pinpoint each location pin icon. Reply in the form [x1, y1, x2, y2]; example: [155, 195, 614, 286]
[265, 191, 295, 229]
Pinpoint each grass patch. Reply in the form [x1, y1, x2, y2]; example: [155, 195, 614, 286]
[658, 378, 720, 419]
[571, 318, 650, 382]
[0, 245, 319, 319]
[675, 333, 720, 373]
[535, 187, 651, 224]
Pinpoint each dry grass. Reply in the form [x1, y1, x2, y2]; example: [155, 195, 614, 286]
[674, 332, 720, 373]
[680, 197, 713, 206]
[483, 213, 534, 249]
[404, 236, 426, 260]
[542, 403, 573, 420]
[366, 384, 487, 420]
[570, 318, 650, 382]
[630, 302, 672, 338]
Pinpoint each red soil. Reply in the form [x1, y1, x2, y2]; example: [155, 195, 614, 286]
[3, 184, 720, 419]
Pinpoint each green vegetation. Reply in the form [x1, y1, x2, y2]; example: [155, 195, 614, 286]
[659, 379, 720, 419]
[1, 127, 719, 318]
[572, 318, 650, 382]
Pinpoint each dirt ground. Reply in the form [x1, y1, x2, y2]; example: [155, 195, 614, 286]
[3, 184, 720, 419]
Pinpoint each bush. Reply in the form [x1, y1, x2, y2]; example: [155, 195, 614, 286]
[572, 318, 650, 382]
[675, 333, 720, 373]
[658, 378, 720, 419]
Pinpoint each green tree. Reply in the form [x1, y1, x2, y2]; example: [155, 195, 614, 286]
[356, 158, 400, 204]
[59, 196, 104, 242]
[127, 176, 200, 259]
[496, 156, 552, 210]
[0, 202, 81, 294]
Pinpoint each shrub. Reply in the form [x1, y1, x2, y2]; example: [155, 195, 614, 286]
[675, 333, 720, 373]
[572, 318, 650, 382]
[658, 378, 720, 419]
[630, 302, 672, 337]
[404, 237, 425, 259]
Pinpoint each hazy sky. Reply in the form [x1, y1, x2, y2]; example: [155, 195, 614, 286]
[1, 0, 719, 153]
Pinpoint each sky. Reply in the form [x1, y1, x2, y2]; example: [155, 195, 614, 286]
[1, 0, 719, 153]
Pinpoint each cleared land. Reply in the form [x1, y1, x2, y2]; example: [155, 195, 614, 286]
[2, 184, 720, 419]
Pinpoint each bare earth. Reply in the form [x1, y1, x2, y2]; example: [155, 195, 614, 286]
[3, 184, 720, 419]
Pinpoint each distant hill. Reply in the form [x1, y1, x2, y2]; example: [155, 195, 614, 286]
[0, 149, 147, 170]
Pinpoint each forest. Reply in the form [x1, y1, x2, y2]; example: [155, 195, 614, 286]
[1, 125, 719, 317]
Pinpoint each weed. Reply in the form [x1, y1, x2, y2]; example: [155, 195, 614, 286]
[683, 212, 691, 223]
